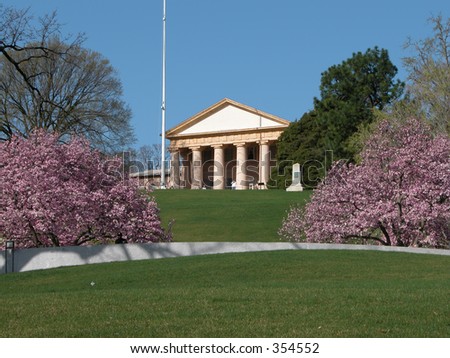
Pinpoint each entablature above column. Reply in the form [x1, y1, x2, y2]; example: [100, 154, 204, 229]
[168, 128, 285, 150]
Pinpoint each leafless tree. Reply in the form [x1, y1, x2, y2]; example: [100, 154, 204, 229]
[0, 5, 135, 152]
[403, 15, 450, 135]
[137, 144, 166, 170]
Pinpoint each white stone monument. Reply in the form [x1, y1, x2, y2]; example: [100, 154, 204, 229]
[286, 163, 303, 192]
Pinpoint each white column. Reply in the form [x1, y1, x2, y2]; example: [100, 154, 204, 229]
[191, 147, 202, 189]
[259, 141, 270, 189]
[212, 145, 225, 190]
[169, 148, 180, 189]
[235, 143, 248, 190]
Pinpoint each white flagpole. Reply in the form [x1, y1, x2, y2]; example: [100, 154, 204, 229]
[160, 0, 167, 188]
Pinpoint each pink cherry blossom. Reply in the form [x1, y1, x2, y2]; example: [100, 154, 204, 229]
[0, 130, 170, 249]
[279, 118, 450, 248]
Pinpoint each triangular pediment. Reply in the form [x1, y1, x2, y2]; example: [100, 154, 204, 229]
[166, 98, 290, 138]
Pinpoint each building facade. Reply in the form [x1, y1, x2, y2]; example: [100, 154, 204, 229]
[166, 98, 290, 189]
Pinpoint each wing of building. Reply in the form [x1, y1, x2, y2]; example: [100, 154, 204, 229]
[166, 98, 290, 189]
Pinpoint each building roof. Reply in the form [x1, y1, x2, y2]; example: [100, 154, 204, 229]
[166, 98, 290, 139]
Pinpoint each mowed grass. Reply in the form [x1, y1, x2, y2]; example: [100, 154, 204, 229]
[0, 250, 448, 338]
[153, 190, 311, 242]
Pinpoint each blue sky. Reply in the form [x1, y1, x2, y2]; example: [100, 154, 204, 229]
[2, 0, 449, 148]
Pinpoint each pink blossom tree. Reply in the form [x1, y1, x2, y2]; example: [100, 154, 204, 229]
[279, 117, 450, 248]
[0, 131, 170, 249]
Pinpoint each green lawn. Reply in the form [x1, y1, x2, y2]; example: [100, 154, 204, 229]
[152, 189, 310, 242]
[0, 250, 448, 338]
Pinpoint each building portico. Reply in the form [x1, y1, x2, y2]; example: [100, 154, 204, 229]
[167, 98, 290, 189]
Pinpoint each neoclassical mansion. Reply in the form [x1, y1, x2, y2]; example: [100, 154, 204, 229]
[166, 98, 290, 189]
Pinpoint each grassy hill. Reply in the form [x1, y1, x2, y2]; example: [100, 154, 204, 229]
[0, 250, 448, 337]
[2, 190, 448, 338]
[152, 189, 311, 242]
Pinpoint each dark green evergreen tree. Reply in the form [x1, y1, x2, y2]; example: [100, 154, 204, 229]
[272, 47, 404, 188]
[270, 111, 330, 189]
[315, 46, 404, 159]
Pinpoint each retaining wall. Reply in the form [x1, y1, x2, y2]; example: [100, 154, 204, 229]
[1, 242, 449, 274]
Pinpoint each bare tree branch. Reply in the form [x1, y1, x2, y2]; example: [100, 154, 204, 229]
[0, 5, 134, 151]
